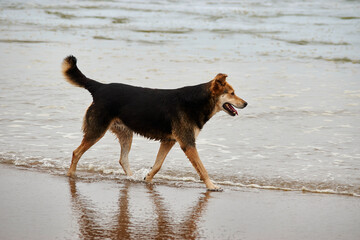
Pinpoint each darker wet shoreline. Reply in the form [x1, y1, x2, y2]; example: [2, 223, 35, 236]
[1, 165, 360, 240]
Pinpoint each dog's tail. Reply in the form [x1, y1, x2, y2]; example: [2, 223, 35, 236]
[62, 55, 102, 95]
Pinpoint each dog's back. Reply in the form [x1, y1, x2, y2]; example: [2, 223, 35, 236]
[62, 56, 216, 141]
[62, 55, 247, 191]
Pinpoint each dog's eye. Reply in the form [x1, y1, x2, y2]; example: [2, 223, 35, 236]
[231, 92, 235, 95]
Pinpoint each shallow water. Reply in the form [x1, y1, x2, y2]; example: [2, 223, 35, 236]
[0, 0, 360, 196]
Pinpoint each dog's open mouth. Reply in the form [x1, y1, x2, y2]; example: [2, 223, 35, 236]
[223, 103, 238, 116]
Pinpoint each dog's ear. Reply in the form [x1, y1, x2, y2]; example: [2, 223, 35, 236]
[214, 73, 227, 86]
[210, 73, 228, 95]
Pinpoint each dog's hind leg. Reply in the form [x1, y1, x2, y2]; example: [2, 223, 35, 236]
[67, 103, 111, 177]
[111, 123, 134, 176]
[67, 137, 101, 177]
[145, 140, 176, 182]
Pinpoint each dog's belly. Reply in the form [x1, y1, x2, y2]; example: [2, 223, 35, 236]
[112, 118, 174, 141]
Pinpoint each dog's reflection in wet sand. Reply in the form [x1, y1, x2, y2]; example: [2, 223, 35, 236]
[69, 179, 211, 239]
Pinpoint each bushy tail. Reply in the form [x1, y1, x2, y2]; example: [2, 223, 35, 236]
[62, 55, 101, 95]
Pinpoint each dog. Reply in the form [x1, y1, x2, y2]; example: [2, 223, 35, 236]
[62, 55, 247, 191]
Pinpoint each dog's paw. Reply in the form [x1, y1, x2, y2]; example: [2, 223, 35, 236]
[144, 174, 152, 182]
[207, 185, 223, 192]
[207, 188, 223, 192]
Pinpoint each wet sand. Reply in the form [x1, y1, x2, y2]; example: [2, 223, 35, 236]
[0, 164, 359, 240]
[1, 1, 360, 239]
[1, 0, 360, 197]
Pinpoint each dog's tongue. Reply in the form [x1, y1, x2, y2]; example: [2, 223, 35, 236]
[229, 104, 238, 115]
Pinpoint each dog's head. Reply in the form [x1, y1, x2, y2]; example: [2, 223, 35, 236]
[210, 73, 247, 116]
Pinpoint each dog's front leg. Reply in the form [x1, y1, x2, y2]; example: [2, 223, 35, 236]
[182, 146, 222, 191]
[145, 140, 175, 182]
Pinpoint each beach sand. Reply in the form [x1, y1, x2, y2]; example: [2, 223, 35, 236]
[1, 1, 360, 239]
[0, 164, 359, 240]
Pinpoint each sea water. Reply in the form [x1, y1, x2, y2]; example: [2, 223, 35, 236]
[0, 0, 359, 196]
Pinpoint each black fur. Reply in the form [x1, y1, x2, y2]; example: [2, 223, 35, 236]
[62, 56, 249, 190]
[62, 56, 218, 144]
[62, 55, 102, 96]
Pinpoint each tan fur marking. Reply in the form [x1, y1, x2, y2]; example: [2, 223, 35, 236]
[194, 127, 201, 139]
[63, 58, 246, 190]
[67, 137, 102, 177]
[111, 120, 134, 176]
[145, 141, 176, 182]
[210, 73, 228, 96]
[62, 60, 80, 88]
[214, 82, 247, 115]
[184, 146, 220, 190]
[214, 73, 228, 85]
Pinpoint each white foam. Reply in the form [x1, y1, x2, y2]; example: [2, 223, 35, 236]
[41, 125, 63, 129]
[156, 174, 199, 183]
[2, 152, 359, 197]
[339, 124, 352, 128]
[56, 131, 81, 139]
[271, 93, 298, 98]
[216, 180, 360, 197]
[253, 154, 267, 159]
[7, 124, 25, 128]
[344, 90, 360, 98]
[127, 168, 150, 182]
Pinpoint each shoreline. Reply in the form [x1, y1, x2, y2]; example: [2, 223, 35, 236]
[1, 164, 359, 240]
[1, 1, 360, 239]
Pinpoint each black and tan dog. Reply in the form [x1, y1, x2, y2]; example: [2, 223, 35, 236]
[62, 56, 247, 191]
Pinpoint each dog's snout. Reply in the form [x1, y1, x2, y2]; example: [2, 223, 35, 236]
[243, 102, 248, 108]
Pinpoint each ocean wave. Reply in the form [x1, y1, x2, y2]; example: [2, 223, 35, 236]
[215, 179, 360, 197]
[315, 56, 360, 64]
[45, 10, 76, 19]
[271, 37, 349, 46]
[1, 154, 358, 197]
[245, 108, 355, 120]
[93, 36, 114, 41]
[132, 28, 193, 34]
[0, 39, 50, 44]
[44, 10, 130, 24]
